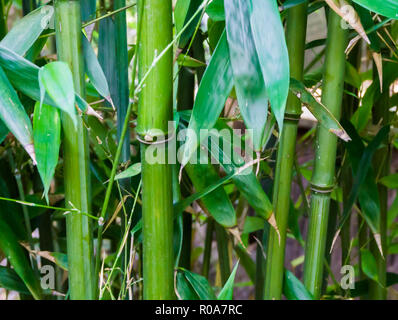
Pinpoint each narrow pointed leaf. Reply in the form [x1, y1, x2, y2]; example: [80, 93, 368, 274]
[0, 65, 35, 162]
[182, 30, 233, 167]
[360, 248, 380, 283]
[352, 0, 398, 19]
[224, 0, 269, 151]
[115, 163, 142, 180]
[218, 261, 239, 300]
[284, 270, 314, 300]
[0, 215, 42, 299]
[1, 7, 53, 56]
[0, 266, 30, 295]
[177, 268, 217, 300]
[290, 78, 351, 142]
[248, 0, 289, 131]
[38, 61, 77, 127]
[33, 102, 61, 199]
[82, 34, 112, 104]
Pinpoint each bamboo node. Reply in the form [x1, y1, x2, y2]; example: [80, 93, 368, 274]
[310, 183, 335, 194]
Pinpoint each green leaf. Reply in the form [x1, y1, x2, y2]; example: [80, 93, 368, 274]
[290, 78, 351, 142]
[243, 216, 265, 234]
[284, 270, 314, 300]
[0, 215, 42, 299]
[175, 0, 203, 48]
[218, 261, 239, 300]
[82, 34, 113, 105]
[210, 121, 274, 222]
[177, 54, 206, 68]
[181, 30, 233, 167]
[0, 118, 8, 144]
[184, 149, 236, 227]
[0, 65, 35, 162]
[39, 61, 77, 127]
[248, 0, 290, 132]
[177, 268, 217, 300]
[206, 0, 225, 21]
[379, 173, 398, 189]
[352, 0, 398, 19]
[33, 102, 61, 200]
[176, 271, 200, 300]
[0, 45, 88, 115]
[0, 7, 53, 56]
[0, 266, 30, 295]
[337, 121, 388, 254]
[115, 163, 142, 180]
[360, 248, 380, 283]
[224, 0, 269, 151]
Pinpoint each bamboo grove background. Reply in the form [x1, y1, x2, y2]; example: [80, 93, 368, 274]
[0, 0, 397, 300]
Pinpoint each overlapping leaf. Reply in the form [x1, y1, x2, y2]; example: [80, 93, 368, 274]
[33, 102, 61, 200]
[0, 65, 35, 162]
[248, 0, 290, 132]
[352, 0, 398, 19]
[224, 0, 269, 151]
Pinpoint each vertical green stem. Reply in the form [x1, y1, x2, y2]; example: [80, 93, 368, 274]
[303, 10, 348, 299]
[202, 219, 214, 278]
[215, 223, 230, 286]
[54, 0, 94, 300]
[369, 66, 390, 299]
[264, 2, 308, 300]
[137, 0, 174, 299]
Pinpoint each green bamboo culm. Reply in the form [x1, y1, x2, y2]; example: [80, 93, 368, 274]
[303, 9, 348, 299]
[0, 0, 7, 39]
[264, 2, 308, 300]
[137, 0, 175, 299]
[54, 0, 95, 300]
[369, 64, 390, 300]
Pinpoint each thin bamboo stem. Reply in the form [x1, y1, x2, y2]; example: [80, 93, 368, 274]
[215, 223, 230, 286]
[137, 0, 174, 299]
[54, 0, 94, 300]
[202, 219, 214, 278]
[264, 2, 308, 300]
[303, 9, 348, 299]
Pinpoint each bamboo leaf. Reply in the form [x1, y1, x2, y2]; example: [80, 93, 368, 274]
[181, 30, 233, 167]
[0, 215, 42, 299]
[82, 34, 113, 106]
[360, 248, 380, 283]
[0, 266, 30, 295]
[38, 61, 77, 127]
[0, 65, 35, 163]
[0, 118, 8, 144]
[175, 0, 203, 48]
[177, 268, 217, 300]
[176, 271, 200, 300]
[0, 7, 53, 56]
[206, 0, 225, 21]
[290, 78, 351, 142]
[115, 163, 142, 180]
[0, 46, 89, 114]
[217, 261, 239, 300]
[185, 158, 237, 228]
[248, 0, 290, 132]
[33, 102, 61, 200]
[284, 270, 314, 300]
[81, 0, 96, 21]
[224, 0, 269, 151]
[379, 173, 398, 189]
[177, 54, 206, 68]
[352, 0, 398, 19]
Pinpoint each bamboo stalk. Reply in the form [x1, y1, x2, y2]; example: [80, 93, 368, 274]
[369, 65, 390, 300]
[54, 0, 95, 300]
[215, 223, 230, 286]
[202, 219, 214, 278]
[264, 2, 308, 300]
[137, 0, 174, 299]
[303, 9, 348, 299]
[0, 0, 6, 39]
